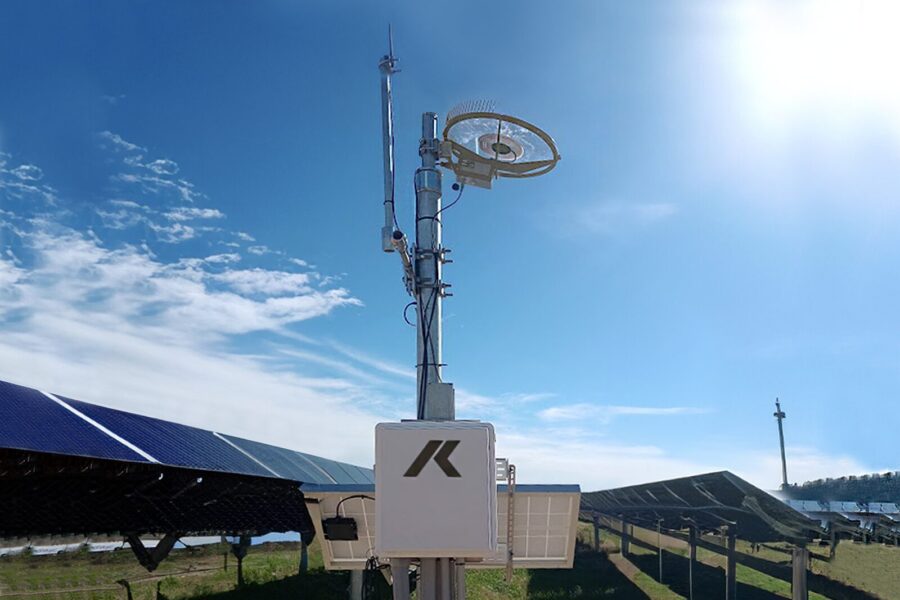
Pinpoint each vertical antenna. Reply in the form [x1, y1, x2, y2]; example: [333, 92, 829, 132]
[774, 398, 789, 489]
[379, 25, 400, 252]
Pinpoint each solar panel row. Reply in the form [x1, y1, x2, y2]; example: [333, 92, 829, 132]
[0, 379, 372, 486]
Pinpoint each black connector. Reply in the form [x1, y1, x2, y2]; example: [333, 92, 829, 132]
[322, 517, 358, 541]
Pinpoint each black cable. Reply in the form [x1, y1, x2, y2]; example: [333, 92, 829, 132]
[434, 184, 465, 219]
[403, 301, 417, 327]
[334, 494, 375, 517]
[416, 273, 441, 419]
[362, 556, 379, 600]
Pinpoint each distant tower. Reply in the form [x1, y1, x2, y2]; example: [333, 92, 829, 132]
[774, 398, 789, 489]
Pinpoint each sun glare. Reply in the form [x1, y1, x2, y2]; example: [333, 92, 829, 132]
[734, 0, 900, 132]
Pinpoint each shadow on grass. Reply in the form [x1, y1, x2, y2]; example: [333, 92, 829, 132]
[630, 550, 784, 600]
[192, 569, 349, 600]
[527, 549, 652, 599]
[629, 549, 882, 600]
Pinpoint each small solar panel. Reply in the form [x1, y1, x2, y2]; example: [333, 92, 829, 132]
[307, 489, 378, 567]
[478, 485, 580, 569]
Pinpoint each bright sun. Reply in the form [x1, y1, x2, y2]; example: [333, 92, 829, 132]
[734, 0, 900, 131]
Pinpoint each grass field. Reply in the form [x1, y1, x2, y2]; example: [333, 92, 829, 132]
[0, 527, 896, 599]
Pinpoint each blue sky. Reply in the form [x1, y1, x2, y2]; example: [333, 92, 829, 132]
[2, 0, 899, 489]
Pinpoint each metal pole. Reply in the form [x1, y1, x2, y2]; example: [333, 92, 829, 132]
[657, 520, 663, 583]
[725, 529, 737, 600]
[688, 526, 696, 600]
[415, 112, 449, 421]
[391, 559, 410, 600]
[620, 519, 630, 556]
[454, 559, 467, 599]
[350, 569, 363, 600]
[379, 26, 399, 253]
[420, 558, 438, 600]
[299, 539, 308, 574]
[792, 546, 809, 600]
[774, 398, 789, 489]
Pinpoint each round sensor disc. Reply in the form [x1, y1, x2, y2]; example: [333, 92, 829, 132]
[477, 133, 524, 162]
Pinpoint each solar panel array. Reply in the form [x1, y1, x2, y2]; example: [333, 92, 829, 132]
[0, 379, 373, 486]
[581, 471, 820, 543]
[783, 499, 900, 543]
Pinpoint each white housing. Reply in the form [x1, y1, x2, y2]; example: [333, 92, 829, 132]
[375, 421, 497, 558]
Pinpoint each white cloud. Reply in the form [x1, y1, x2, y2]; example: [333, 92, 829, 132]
[497, 427, 710, 490]
[555, 201, 678, 236]
[148, 221, 196, 243]
[247, 245, 269, 255]
[236, 232, 255, 242]
[146, 158, 179, 176]
[165, 207, 225, 221]
[10, 165, 43, 181]
[730, 447, 877, 491]
[115, 173, 202, 204]
[214, 268, 317, 296]
[98, 130, 145, 153]
[327, 341, 416, 380]
[538, 402, 705, 423]
[203, 253, 241, 264]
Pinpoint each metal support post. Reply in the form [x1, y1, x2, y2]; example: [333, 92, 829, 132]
[725, 529, 737, 600]
[620, 519, 630, 556]
[592, 513, 601, 552]
[390, 559, 410, 600]
[231, 535, 251, 587]
[506, 464, 516, 582]
[126, 532, 183, 572]
[299, 539, 308, 574]
[420, 558, 438, 599]
[657, 520, 663, 583]
[792, 546, 809, 600]
[454, 559, 467, 599]
[440, 558, 452, 598]
[350, 569, 363, 600]
[688, 526, 697, 600]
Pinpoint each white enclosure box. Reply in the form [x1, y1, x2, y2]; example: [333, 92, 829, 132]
[375, 421, 497, 558]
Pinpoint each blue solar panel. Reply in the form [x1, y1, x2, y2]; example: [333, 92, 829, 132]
[0, 381, 146, 463]
[0, 378, 374, 485]
[61, 397, 274, 478]
[305, 454, 373, 484]
[221, 435, 373, 485]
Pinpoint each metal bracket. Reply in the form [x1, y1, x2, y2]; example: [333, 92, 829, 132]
[125, 532, 183, 572]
